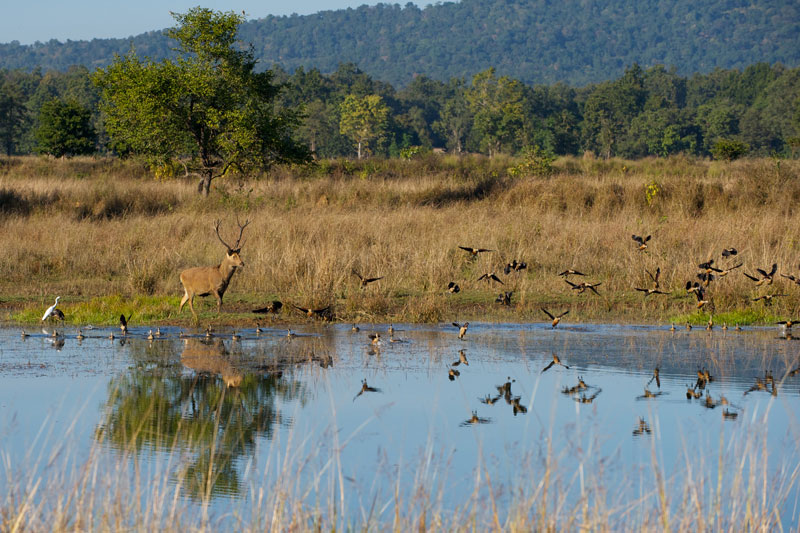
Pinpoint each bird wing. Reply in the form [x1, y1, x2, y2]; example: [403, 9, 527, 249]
[769, 263, 777, 276]
[365, 277, 383, 283]
[743, 272, 759, 281]
[558, 310, 570, 318]
[541, 308, 555, 320]
[490, 274, 504, 284]
[632, 234, 642, 244]
[541, 361, 555, 373]
[756, 268, 768, 277]
[458, 246, 474, 253]
[452, 322, 461, 328]
[293, 305, 311, 313]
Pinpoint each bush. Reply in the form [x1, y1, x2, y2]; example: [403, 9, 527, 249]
[711, 139, 749, 161]
[507, 145, 556, 177]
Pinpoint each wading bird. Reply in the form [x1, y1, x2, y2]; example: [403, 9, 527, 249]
[119, 313, 131, 335]
[41, 296, 62, 322]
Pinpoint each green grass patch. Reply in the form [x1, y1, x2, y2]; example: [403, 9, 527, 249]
[13, 294, 181, 325]
[670, 308, 777, 326]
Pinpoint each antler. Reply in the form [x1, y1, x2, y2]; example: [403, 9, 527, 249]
[214, 218, 251, 252]
[233, 217, 250, 251]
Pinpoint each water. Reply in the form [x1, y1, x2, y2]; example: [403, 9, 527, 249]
[1, 323, 799, 528]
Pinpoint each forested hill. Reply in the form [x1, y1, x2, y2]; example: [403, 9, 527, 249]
[1, 0, 799, 86]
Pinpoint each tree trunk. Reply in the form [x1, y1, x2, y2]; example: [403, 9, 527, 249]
[357, 140, 362, 160]
[198, 171, 213, 196]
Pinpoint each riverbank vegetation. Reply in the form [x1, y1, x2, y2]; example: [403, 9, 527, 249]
[1, 154, 798, 326]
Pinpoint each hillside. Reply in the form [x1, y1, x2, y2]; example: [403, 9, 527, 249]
[0, 0, 798, 86]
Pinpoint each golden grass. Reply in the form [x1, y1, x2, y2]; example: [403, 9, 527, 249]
[1, 154, 799, 325]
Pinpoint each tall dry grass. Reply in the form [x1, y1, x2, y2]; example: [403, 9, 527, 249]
[1, 154, 799, 323]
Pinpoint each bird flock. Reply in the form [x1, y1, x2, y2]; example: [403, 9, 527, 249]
[29, 235, 800, 431]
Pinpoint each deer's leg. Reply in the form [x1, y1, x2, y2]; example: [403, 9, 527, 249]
[180, 289, 190, 313]
[214, 291, 223, 314]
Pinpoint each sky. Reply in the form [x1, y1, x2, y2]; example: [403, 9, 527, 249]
[1, 1, 429, 45]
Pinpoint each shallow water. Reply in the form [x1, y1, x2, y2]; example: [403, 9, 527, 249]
[1, 323, 799, 527]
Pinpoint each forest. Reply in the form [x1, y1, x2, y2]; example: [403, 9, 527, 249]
[1, 61, 799, 161]
[0, 0, 798, 87]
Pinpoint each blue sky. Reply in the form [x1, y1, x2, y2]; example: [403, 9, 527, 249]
[2, 1, 429, 45]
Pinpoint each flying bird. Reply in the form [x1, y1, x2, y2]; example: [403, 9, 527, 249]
[353, 379, 382, 401]
[542, 308, 569, 327]
[452, 322, 469, 339]
[632, 234, 651, 251]
[459, 246, 493, 256]
[252, 300, 283, 314]
[743, 263, 777, 286]
[447, 282, 461, 294]
[477, 272, 504, 285]
[353, 271, 383, 288]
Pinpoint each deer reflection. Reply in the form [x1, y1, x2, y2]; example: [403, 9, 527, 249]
[95, 339, 304, 501]
[180, 338, 242, 388]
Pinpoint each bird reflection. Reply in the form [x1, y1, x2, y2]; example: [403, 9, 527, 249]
[510, 396, 527, 415]
[451, 350, 469, 367]
[353, 379, 381, 401]
[632, 418, 651, 436]
[574, 389, 602, 404]
[542, 353, 569, 373]
[460, 411, 492, 427]
[479, 394, 502, 405]
[448, 367, 460, 381]
[636, 387, 664, 400]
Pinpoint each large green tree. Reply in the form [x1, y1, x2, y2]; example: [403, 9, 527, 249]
[35, 98, 96, 157]
[93, 8, 309, 195]
[339, 93, 389, 159]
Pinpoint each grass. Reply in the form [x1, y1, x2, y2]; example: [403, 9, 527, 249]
[2, 154, 800, 326]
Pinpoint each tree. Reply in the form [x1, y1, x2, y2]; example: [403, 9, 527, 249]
[465, 68, 526, 156]
[35, 98, 96, 157]
[93, 8, 309, 195]
[339, 94, 389, 159]
[711, 138, 749, 161]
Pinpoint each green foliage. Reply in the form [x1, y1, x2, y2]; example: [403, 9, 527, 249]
[507, 145, 556, 177]
[711, 138, 750, 161]
[339, 94, 389, 159]
[644, 180, 661, 207]
[93, 8, 309, 195]
[1, 0, 799, 88]
[35, 98, 96, 157]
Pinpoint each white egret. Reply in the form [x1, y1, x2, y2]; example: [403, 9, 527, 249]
[42, 296, 61, 321]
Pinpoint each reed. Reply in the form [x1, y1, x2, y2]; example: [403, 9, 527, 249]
[1, 155, 799, 325]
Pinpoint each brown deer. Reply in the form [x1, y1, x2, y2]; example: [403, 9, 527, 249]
[179, 219, 250, 320]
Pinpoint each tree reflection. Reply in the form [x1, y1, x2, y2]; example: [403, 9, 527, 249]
[95, 338, 306, 500]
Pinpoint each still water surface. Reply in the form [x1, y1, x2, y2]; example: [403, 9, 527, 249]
[1, 323, 798, 526]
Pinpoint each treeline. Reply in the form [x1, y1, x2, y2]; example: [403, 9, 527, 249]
[1, 0, 798, 88]
[1, 61, 799, 160]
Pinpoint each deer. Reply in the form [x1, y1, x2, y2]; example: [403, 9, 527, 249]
[179, 218, 250, 320]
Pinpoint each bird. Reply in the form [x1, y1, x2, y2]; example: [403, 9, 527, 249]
[293, 304, 331, 320]
[252, 300, 283, 314]
[510, 396, 528, 414]
[717, 263, 743, 277]
[496, 377, 515, 398]
[541, 353, 569, 373]
[647, 367, 661, 388]
[231, 331, 241, 341]
[41, 296, 62, 322]
[119, 313, 131, 335]
[496, 291, 513, 305]
[448, 367, 460, 381]
[459, 246, 493, 257]
[20, 330, 29, 338]
[721, 247, 738, 258]
[286, 329, 297, 339]
[752, 294, 786, 305]
[447, 282, 461, 294]
[477, 272, 504, 285]
[637, 387, 664, 400]
[632, 418, 651, 436]
[504, 260, 527, 274]
[460, 411, 491, 426]
[574, 389, 602, 404]
[76, 329, 85, 341]
[351, 324, 360, 332]
[542, 308, 569, 328]
[452, 322, 469, 339]
[353, 271, 383, 288]
[632, 234, 651, 251]
[777, 319, 799, 331]
[147, 330, 154, 340]
[367, 333, 381, 345]
[353, 379, 381, 401]
[743, 263, 777, 285]
[255, 323, 263, 335]
[565, 279, 602, 295]
[479, 394, 502, 405]
[646, 267, 662, 289]
[635, 287, 667, 297]
[670, 323, 676, 332]
[558, 269, 586, 277]
[155, 327, 162, 337]
[722, 409, 739, 420]
[451, 349, 470, 367]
